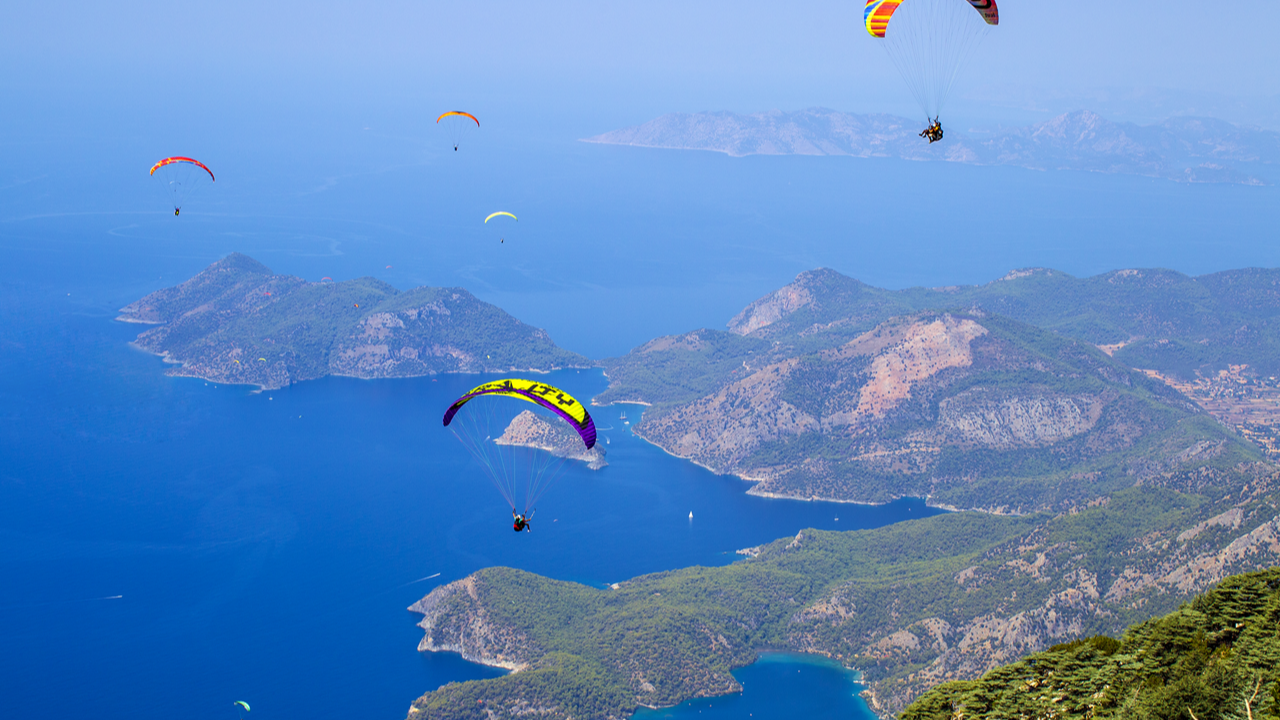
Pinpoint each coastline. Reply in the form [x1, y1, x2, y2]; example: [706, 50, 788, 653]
[629, 422, 952, 510]
[591, 398, 653, 407]
[127, 341, 274, 393]
[114, 315, 163, 325]
[414, 637, 524, 674]
[125, 325, 596, 393]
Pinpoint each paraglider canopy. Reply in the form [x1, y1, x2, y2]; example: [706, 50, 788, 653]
[149, 157, 215, 181]
[483, 211, 517, 224]
[436, 111, 479, 127]
[233, 701, 250, 711]
[864, 0, 997, 38]
[444, 378, 595, 449]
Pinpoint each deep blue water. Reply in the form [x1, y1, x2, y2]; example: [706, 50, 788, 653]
[2, 110, 1278, 719]
[0, 237, 938, 720]
[634, 653, 873, 720]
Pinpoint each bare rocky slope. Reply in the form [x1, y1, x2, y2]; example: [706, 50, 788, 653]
[583, 108, 1279, 185]
[598, 266, 1280, 511]
[118, 253, 590, 389]
[497, 411, 607, 470]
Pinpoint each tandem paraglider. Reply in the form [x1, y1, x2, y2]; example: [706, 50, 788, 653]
[864, 0, 998, 143]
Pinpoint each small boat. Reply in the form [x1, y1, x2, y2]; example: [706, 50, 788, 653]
[619, 411, 628, 421]
[688, 511, 693, 519]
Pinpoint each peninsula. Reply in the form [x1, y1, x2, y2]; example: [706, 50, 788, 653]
[404, 264, 1280, 719]
[118, 254, 591, 390]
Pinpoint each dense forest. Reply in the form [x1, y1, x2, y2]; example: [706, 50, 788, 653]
[903, 568, 1280, 720]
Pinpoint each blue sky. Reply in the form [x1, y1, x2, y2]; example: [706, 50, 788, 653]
[4, 1, 1278, 127]
[3, 2, 1278, 357]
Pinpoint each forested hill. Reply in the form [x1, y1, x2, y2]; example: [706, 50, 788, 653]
[407, 475, 1280, 719]
[902, 567, 1280, 720]
[117, 253, 590, 390]
[583, 108, 1280, 185]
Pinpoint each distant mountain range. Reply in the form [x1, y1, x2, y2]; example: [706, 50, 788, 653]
[117, 254, 589, 390]
[583, 108, 1280, 185]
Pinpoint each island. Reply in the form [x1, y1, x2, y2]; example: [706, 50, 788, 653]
[583, 108, 1278, 185]
[497, 411, 607, 470]
[402, 264, 1280, 719]
[117, 253, 592, 390]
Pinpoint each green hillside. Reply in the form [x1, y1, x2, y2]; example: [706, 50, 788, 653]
[903, 567, 1280, 720]
[118, 253, 590, 389]
[407, 474, 1280, 719]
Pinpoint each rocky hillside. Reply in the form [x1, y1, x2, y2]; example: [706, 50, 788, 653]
[724, 266, 1280, 380]
[583, 108, 1279, 185]
[497, 411, 607, 470]
[406, 469, 1280, 719]
[596, 266, 1280, 510]
[118, 254, 590, 389]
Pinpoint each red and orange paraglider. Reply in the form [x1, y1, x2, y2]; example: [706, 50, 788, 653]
[150, 157, 215, 216]
[437, 112, 479, 151]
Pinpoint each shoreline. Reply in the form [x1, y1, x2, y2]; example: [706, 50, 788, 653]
[629, 423, 948, 510]
[114, 314, 163, 325]
[126, 333, 598, 393]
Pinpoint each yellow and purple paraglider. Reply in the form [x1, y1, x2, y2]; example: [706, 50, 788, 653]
[444, 379, 596, 522]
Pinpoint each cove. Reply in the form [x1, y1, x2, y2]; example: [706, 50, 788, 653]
[633, 652, 877, 720]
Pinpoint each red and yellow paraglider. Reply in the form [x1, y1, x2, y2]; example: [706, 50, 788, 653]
[149, 157, 215, 215]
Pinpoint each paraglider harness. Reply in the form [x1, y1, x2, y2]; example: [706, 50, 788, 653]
[512, 508, 534, 532]
[920, 118, 943, 144]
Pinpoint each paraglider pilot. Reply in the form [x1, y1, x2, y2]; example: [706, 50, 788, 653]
[512, 509, 532, 532]
[920, 118, 943, 144]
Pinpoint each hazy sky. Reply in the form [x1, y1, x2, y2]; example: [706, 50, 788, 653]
[5, 1, 1278, 125]
[3, 2, 1279, 356]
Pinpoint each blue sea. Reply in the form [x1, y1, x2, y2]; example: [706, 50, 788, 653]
[2, 102, 1278, 720]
